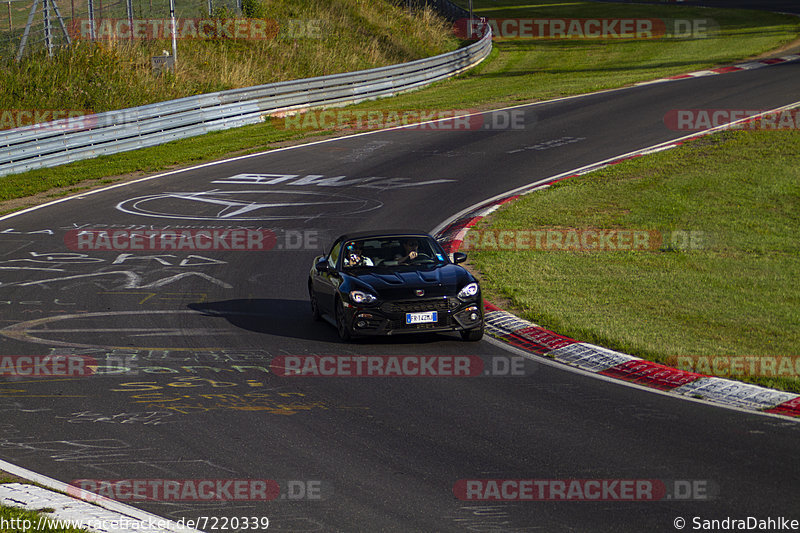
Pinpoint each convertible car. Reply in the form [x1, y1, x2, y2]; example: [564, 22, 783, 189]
[308, 230, 484, 341]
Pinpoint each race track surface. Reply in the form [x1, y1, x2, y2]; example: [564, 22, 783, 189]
[1, 39, 799, 533]
[592, 0, 800, 15]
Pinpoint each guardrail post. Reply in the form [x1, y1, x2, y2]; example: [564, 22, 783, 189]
[126, 0, 134, 41]
[169, 0, 177, 66]
[87, 0, 95, 40]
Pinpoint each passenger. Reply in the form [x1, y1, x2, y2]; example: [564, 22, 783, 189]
[344, 241, 373, 267]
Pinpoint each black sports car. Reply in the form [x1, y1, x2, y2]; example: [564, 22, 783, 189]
[308, 230, 484, 341]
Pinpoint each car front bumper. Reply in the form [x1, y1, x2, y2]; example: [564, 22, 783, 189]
[343, 295, 483, 336]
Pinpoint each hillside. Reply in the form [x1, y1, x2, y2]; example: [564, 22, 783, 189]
[0, 0, 459, 117]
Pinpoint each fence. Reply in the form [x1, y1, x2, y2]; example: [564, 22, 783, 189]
[0, 14, 490, 177]
[3, 0, 470, 60]
[1, 0, 240, 59]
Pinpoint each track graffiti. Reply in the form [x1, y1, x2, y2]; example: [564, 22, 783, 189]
[0, 310, 245, 350]
[116, 189, 383, 221]
[0, 252, 231, 291]
[212, 173, 454, 189]
[112, 379, 357, 416]
[55, 410, 175, 425]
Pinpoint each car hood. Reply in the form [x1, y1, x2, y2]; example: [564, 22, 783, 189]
[345, 264, 474, 298]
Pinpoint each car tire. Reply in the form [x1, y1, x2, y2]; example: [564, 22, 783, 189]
[460, 323, 484, 342]
[309, 282, 322, 321]
[335, 298, 352, 342]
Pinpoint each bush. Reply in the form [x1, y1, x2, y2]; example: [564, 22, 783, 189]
[241, 0, 267, 19]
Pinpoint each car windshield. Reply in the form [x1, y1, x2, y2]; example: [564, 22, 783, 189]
[341, 236, 448, 269]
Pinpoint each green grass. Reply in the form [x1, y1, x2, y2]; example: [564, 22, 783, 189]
[468, 128, 800, 394]
[0, 0, 459, 112]
[1, 0, 797, 212]
[0, 505, 88, 533]
[0, 473, 90, 532]
[389, 0, 800, 109]
[1, 4, 799, 400]
[0, 121, 319, 203]
[0, 504, 89, 532]
[0, 474, 89, 533]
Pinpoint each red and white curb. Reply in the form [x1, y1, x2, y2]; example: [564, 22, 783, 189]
[434, 106, 800, 420]
[636, 53, 800, 86]
[478, 301, 800, 417]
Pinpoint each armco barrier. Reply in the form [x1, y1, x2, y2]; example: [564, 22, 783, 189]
[0, 17, 490, 177]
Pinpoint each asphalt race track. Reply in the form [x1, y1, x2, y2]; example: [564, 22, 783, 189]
[1, 19, 799, 533]
[592, 0, 800, 15]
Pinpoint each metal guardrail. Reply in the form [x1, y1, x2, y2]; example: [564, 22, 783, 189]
[0, 18, 491, 177]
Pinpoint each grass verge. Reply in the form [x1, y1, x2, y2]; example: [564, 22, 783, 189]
[1, 0, 798, 212]
[440, 0, 800, 106]
[1, 473, 88, 532]
[0, 504, 89, 532]
[467, 127, 800, 394]
[1, 0, 458, 113]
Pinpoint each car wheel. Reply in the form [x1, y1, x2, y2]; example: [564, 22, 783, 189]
[335, 298, 352, 342]
[309, 282, 322, 321]
[460, 323, 484, 342]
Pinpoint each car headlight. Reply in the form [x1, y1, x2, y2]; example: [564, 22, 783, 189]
[350, 290, 377, 304]
[458, 282, 479, 299]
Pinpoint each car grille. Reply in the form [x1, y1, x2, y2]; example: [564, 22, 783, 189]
[381, 298, 450, 314]
[382, 298, 458, 330]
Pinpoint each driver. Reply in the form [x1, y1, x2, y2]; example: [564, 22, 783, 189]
[344, 241, 373, 267]
[395, 238, 427, 263]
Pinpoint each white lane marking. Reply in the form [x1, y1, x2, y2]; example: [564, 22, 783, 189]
[0, 85, 679, 223]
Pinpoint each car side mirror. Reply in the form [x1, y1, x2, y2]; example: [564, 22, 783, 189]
[453, 252, 467, 264]
[315, 258, 331, 272]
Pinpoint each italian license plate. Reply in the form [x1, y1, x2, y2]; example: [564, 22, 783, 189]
[406, 311, 437, 324]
